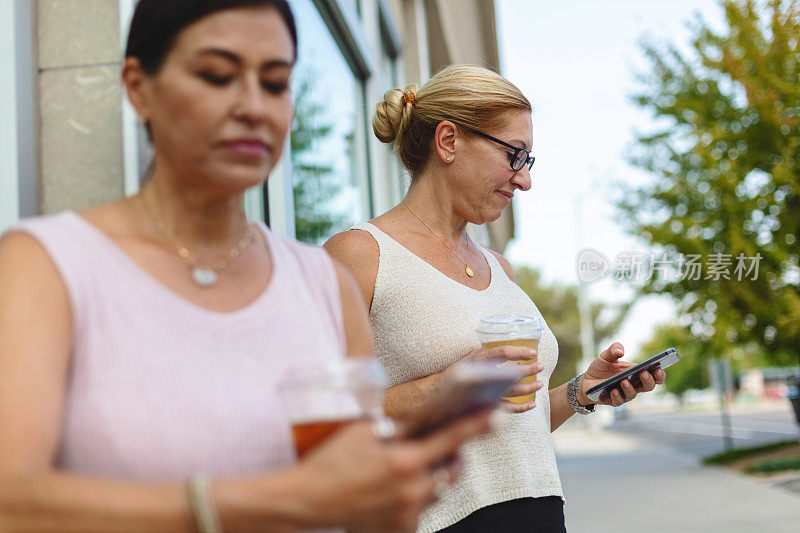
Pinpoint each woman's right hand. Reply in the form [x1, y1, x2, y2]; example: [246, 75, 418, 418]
[292, 411, 491, 533]
[454, 345, 544, 414]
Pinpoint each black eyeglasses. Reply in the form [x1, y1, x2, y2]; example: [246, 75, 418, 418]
[463, 127, 535, 171]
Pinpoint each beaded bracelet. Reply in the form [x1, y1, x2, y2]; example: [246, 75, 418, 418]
[567, 373, 596, 415]
[187, 474, 223, 533]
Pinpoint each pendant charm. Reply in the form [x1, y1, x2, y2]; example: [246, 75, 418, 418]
[192, 266, 218, 287]
[465, 266, 475, 277]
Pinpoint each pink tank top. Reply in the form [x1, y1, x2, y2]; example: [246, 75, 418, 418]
[13, 211, 346, 481]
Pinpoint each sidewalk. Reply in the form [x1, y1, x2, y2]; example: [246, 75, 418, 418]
[553, 419, 800, 532]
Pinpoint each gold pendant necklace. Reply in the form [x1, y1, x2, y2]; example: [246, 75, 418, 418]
[402, 199, 475, 278]
[138, 187, 255, 288]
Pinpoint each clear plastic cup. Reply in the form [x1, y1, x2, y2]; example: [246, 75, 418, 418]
[278, 357, 387, 458]
[476, 315, 543, 403]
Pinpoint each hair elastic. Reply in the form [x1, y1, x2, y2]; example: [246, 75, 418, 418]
[400, 91, 416, 106]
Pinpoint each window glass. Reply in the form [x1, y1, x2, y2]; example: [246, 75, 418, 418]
[290, 0, 365, 244]
[343, 0, 361, 17]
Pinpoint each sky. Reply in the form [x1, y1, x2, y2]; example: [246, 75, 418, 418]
[496, 0, 725, 360]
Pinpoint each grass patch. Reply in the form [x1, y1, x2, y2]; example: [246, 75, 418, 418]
[703, 440, 799, 466]
[750, 456, 800, 474]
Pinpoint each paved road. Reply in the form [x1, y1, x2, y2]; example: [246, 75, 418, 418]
[553, 413, 800, 532]
[608, 402, 799, 458]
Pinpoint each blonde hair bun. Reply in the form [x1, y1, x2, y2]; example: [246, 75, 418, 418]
[372, 65, 530, 176]
[373, 84, 418, 145]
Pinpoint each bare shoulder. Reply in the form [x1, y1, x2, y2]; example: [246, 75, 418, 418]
[323, 228, 379, 276]
[487, 248, 515, 282]
[324, 228, 378, 259]
[323, 229, 379, 309]
[0, 229, 64, 286]
[0, 228, 72, 328]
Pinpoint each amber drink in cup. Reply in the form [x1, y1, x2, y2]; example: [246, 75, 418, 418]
[476, 315, 543, 403]
[279, 358, 387, 458]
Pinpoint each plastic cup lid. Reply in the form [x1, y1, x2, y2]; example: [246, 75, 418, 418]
[476, 314, 543, 335]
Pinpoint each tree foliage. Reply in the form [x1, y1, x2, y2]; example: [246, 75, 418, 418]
[640, 323, 710, 396]
[291, 75, 348, 244]
[641, 321, 772, 396]
[620, 0, 800, 365]
[514, 267, 629, 386]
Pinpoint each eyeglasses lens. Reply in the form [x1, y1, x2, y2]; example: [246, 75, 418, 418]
[512, 151, 526, 171]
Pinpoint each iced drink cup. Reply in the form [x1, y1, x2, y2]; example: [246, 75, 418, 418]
[476, 315, 543, 403]
[278, 358, 387, 458]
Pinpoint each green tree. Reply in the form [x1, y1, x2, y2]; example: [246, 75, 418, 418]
[640, 323, 710, 398]
[291, 75, 348, 244]
[514, 267, 629, 386]
[640, 322, 771, 400]
[620, 0, 800, 366]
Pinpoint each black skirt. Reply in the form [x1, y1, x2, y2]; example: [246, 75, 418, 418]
[436, 496, 566, 533]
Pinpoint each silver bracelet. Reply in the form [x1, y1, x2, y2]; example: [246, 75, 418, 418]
[567, 373, 596, 415]
[187, 474, 223, 533]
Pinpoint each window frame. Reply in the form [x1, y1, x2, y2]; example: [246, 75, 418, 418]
[312, 0, 375, 79]
[1, 0, 37, 231]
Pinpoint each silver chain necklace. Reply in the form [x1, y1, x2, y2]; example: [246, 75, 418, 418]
[137, 188, 255, 288]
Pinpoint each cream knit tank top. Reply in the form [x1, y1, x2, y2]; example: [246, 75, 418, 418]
[352, 222, 563, 533]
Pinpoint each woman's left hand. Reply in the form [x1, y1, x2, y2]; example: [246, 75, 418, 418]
[578, 342, 667, 407]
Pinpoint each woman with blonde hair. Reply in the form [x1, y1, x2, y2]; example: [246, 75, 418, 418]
[325, 65, 666, 532]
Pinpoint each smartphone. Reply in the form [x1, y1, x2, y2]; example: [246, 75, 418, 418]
[585, 347, 679, 403]
[404, 361, 528, 438]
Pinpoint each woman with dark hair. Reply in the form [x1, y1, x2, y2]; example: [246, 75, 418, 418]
[0, 2, 489, 531]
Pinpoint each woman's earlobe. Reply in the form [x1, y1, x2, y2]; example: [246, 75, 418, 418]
[122, 57, 152, 121]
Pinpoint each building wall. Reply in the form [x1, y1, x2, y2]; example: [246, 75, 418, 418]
[435, 0, 499, 70]
[37, 0, 125, 214]
[3, 0, 515, 251]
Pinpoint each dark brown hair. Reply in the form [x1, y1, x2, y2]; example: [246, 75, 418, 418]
[125, 0, 297, 74]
